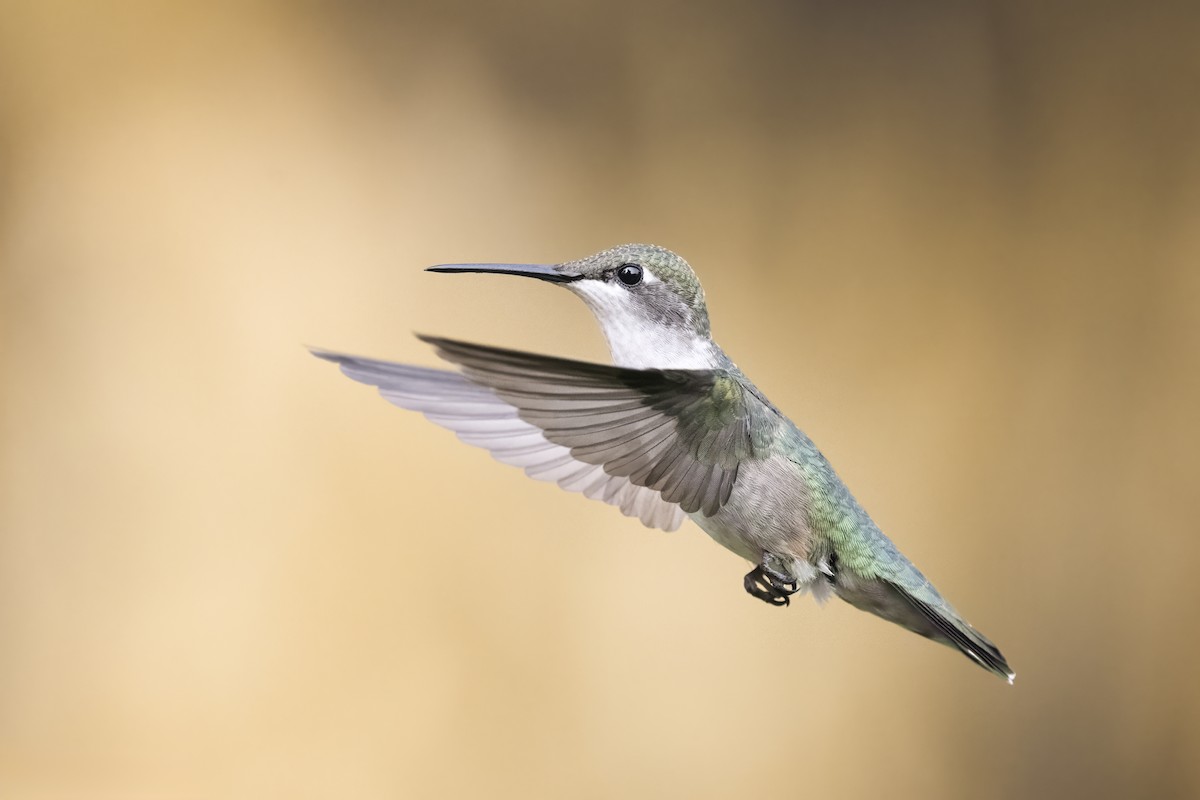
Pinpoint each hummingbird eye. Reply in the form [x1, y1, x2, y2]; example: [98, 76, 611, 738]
[616, 263, 643, 286]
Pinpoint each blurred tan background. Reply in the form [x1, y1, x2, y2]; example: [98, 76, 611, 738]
[2, 1, 1198, 798]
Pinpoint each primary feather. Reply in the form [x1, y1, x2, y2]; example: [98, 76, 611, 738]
[312, 348, 686, 531]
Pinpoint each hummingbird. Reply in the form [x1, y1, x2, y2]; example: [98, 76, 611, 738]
[313, 243, 1014, 682]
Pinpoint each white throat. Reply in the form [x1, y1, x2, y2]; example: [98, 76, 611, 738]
[570, 281, 718, 370]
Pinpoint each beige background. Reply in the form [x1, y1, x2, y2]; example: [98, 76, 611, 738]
[2, 1, 1198, 798]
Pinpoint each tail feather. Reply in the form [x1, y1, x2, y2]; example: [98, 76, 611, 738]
[891, 583, 1014, 683]
[834, 572, 1014, 682]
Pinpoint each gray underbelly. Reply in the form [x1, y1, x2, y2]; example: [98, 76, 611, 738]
[688, 454, 812, 565]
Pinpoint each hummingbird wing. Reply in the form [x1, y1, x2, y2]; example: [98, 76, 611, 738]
[416, 335, 777, 517]
[312, 349, 687, 530]
[313, 335, 776, 524]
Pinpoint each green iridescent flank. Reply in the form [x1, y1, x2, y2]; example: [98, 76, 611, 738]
[795, 455, 948, 606]
[803, 462, 878, 575]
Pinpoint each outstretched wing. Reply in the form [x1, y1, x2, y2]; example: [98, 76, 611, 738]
[314, 349, 685, 530]
[418, 336, 778, 517]
[314, 335, 776, 524]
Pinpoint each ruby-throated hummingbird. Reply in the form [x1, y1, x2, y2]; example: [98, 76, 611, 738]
[314, 243, 1014, 682]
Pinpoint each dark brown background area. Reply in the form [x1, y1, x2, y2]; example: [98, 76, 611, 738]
[2, 1, 1198, 798]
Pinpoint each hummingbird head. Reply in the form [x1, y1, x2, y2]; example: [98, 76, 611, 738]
[429, 243, 718, 370]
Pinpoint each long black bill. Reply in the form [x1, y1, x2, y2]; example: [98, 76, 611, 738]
[426, 263, 581, 283]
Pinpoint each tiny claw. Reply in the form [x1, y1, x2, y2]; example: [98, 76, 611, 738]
[743, 566, 794, 608]
[761, 554, 800, 593]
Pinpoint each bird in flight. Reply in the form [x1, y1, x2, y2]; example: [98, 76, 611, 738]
[314, 243, 1014, 682]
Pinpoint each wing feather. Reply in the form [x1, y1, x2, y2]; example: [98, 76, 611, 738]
[316, 336, 776, 518]
[313, 349, 686, 531]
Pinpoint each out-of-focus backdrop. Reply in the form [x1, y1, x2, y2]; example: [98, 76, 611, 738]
[2, 1, 1198, 798]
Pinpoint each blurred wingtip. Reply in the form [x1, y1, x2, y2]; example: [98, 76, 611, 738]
[307, 346, 344, 363]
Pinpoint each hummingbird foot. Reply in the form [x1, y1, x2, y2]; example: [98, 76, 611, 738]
[760, 553, 800, 592]
[743, 564, 800, 607]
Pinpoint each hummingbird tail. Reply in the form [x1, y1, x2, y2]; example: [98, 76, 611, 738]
[834, 574, 1014, 682]
[891, 586, 1014, 683]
